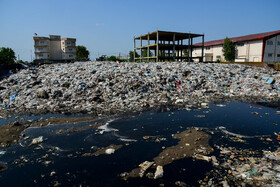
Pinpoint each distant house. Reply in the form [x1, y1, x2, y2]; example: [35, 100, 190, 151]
[96, 55, 107, 61]
[33, 35, 76, 62]
[193, 30, 280, 64]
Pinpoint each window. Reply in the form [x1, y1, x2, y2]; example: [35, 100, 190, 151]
[39, 41, 45, 44]
[278, 41, 280, 46]
[69, 55, 73, 58]
[268, 53, 273, 57]
[216, 55, 221, 59]
[277, 54, 280, 58]
[67, 42, 71, 45]
[206, 47, 210, 50]
[39, 54, 43, 57]
[38, 48, 43, 51]
[69, 48, 72, 51]
[267, 41, 273, 45]
[237, 43, 244, 46]
[62, 42, 64, 44]
[63, 48, 64, 51]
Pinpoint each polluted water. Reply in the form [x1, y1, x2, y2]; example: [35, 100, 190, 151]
[0, 101, 279, 186]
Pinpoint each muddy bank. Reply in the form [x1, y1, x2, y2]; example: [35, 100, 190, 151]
[123, 128, 212, 179]
[56, 122, 104, 134]
[0, 116, 98, 148]
[0, 121, 28, 147]
[154, 128, 212, 166]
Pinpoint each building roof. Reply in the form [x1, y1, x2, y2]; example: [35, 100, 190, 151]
[33, 36, 50, 40]
[195, 30, 280, 47]
[135, 30, 203, 41]
[61, 38, 76, 41]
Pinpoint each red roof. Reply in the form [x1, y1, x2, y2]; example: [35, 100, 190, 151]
[195, 30, 280, 47]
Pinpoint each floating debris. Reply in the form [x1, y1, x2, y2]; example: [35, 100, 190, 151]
[28, 136, 43, 147]
[154, 166, 164, 179]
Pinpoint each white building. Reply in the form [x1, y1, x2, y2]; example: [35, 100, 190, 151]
[192, 30, 280, 64]
[34, 35, 76, 62]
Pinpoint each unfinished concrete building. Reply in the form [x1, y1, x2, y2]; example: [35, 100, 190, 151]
[134, 30, 204, 62]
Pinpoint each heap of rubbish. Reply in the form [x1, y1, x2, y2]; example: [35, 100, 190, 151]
[0, 61, 280, 116]
[199, 146, 280, 187]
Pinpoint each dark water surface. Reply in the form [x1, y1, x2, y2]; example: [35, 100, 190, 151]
[0, 101, 279, 186]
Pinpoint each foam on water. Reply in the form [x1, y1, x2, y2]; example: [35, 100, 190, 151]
[97, 119, 119, 133]
[218, 126, 255, 138]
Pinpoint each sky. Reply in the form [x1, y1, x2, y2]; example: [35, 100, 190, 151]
[0, 0, 279, 61]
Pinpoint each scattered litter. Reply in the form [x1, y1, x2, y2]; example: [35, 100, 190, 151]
[138, 161, 154, 177]
[28, 136, 43, 147]
[0, 151, 6, 156]
[201, 103, 209, 108]
[216, 104, 226, 107]
[139, 161, 154, 172]
[50, 171, 56, 177]
[105, 148, 115, 154]
[154, 165, 164, 179]
[194, 115, 205, 118]
[193, 154, 211, 162]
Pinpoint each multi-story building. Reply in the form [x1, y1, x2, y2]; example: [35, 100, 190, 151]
[192, 30, 280, 64]
[34, 35, 76, 62]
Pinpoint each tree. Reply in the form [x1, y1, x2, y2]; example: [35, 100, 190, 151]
[76, 45, 89, 61]
[142, 49, 153, 57]
[0, 47, 16, 65]
[183, 49, 188, 57]
[107, 56, 118, 61]
[129, 51, 139, 62]
[222, 37, 235, 62]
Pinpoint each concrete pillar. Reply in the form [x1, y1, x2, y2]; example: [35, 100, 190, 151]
[181, 39, 183, 61]
[188, 34, 190, 63]
[156, 31, 159, 62]
[202, 34, 204, 63]
[148, 33, 150, 62]
[140, 37, 142, 62]
[191, 38, 193, 59]
[173, 33, 176, 61]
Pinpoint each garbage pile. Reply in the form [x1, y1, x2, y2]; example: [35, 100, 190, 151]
[201, 146, 280, 186]
[0, 61, 279, 116]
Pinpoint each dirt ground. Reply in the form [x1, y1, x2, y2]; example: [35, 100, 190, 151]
[124, 128, 212, 179]
[0, 116, 98, 148]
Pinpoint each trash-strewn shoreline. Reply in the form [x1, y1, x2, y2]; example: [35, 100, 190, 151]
[0, 61, 280, 118]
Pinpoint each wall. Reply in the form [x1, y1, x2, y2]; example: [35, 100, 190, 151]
[263, 35, 280, 63]
[247, 40, 263, 62]
[193, 40, 264, 62]
[61, 40, 76, 60]
[50, 40, 62, 60]
[35, 53, 49, 59]
[212, 45, 223, 61]
[34, 39, 50, 60]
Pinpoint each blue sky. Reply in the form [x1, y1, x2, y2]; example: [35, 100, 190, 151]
[0, 0, 279, 61]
